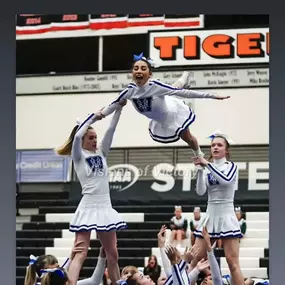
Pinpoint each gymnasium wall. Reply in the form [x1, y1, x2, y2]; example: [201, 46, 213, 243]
[16, 87, 268, 149]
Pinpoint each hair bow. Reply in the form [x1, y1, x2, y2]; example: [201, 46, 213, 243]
[133, 52, 160, 68]
[235, 207, 241, 212]
[207, 130, 234, 144]
[29, 254, 38, 265]
[40, 268, 65, 278]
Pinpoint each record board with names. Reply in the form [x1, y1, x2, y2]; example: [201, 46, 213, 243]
[16, 67, 269, 95]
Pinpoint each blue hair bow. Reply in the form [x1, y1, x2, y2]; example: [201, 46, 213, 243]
[29, 254, 38, 265]
[207, 130, 234, 144]
[133, 52, 160, 68]
[40, 268, 65, 278]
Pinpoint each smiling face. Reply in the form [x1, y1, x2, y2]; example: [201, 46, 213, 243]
[132, 60, 152, 86]
[132, 272, 155, 285]
[210, 136, 229, 160]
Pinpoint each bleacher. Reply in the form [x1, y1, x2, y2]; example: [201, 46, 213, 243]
[16, 188, 269, 285]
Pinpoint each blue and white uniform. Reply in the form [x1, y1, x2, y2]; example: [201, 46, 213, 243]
[69, 108, 127, 233]
[101, 80, 216, 144]
[194, 157, 242, 239]
[36, 255, 106, 285]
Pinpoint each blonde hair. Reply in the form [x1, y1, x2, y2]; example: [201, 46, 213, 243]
[41, 268, 68, 285]
[24, 255, 59, 285]
[121, 265, 138, 276]
[55, 125, 93, 156]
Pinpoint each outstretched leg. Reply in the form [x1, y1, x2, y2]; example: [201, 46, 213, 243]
[172, 71, 191, 88]
[180, 128, 204, 158]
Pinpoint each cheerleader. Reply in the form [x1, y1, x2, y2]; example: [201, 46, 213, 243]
[190, 131, 244, 285]
[189, 207, 202, 246]
[169, 206, 188, 247]
[56, 101, 127, 285]
[235, 207, 247, 237]
[25, 243, 106, 285]
[97, 53, 230, 160]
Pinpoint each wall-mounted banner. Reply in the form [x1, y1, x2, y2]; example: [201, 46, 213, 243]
[149, 28, 269, 66]
[70, 178, 268, 205]
[16, 67, 269, 95]
[16, 14, 204, 39]
[16, 149, 71, 183]
[107, 161, 269, 192]
[68, 161, 269, 204]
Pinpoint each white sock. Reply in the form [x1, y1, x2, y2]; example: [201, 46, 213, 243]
[193, 147, 204, 158]
[173, 71, 190, 88]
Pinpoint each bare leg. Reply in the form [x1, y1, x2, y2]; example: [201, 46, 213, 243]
[180, 128, 204, 157]
[68, 231, 91, 285]
[223, 238, 244, 285]
[97, 231, 120, 285]
[217, 239, 223, 248]
[176, 230, 183, 242]
[170, 230, 177, 245]
[191, 232, 196, 246]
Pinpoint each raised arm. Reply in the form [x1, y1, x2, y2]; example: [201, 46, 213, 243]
[157, 225, 172, 277]
[196, 169, 207, 195]
[150, 80, 228, 100]
[202, 227, 223, 285]
[72, 113, 98, 162]
[101, 87, 131, 117]
[207, 250, 223, 285]
[206, 162, 238, 185]
[100, 106, 123, 157]
[77, 256, 106, 285]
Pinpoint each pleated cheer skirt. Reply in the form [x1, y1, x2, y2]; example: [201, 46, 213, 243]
[148, 97, 196, 144]
[194, 203, 242, 239]
[69, 193, 127, 233]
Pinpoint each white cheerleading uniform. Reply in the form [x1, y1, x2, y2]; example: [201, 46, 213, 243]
[69, 109, 127, 233]
[101, 80, 216, 143]
[194, 157, 242, 239]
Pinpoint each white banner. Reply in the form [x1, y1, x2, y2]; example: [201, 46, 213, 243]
[149, 28, 269, 66]
[17, 67, 269, 95]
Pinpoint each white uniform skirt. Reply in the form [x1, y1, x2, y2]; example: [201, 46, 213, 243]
[148, 97, 196, 144]
[194, 203, 242, 239]
[69, 193, 127, 233]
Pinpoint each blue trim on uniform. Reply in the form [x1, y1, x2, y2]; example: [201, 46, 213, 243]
[151, 79, 183, 90]
[110, 88, 129, 105]
[61, 258, 69, 268]
[77, 113, 95, 132]
[128, 83, 137, 88]
[194, 228, 243, 239]
[148, 107, 196, 143]
[208, 162, 237, 182]
[164, 260, 187, 285]
[69, 221, 128, 232]
[173, 264, 184, 285]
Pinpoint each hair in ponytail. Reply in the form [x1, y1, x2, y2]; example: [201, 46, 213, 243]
[55, 125, 79, 156]
[24, 255, 59, 285]
[41, 268, 68, 285]
[55, 124, 94, 156]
